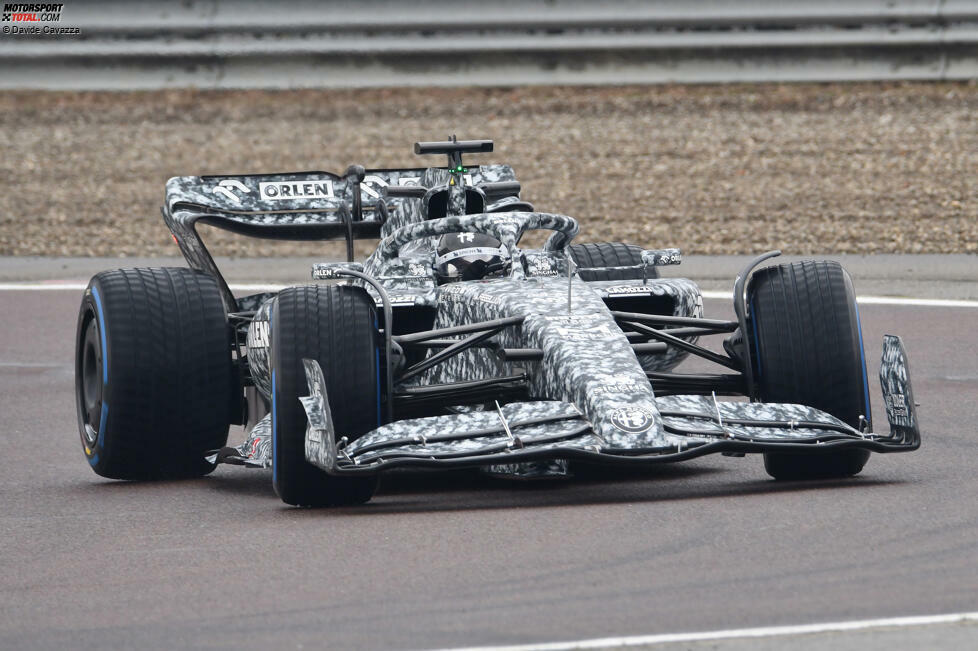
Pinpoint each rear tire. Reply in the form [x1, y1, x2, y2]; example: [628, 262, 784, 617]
[271, 285, 379, 507]
[748, 261, 873, 480]
[569, 242, 659, 281]
[74, 268, 233, 479]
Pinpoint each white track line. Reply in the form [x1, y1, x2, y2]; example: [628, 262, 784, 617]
[699, 289, 978, 307]
[0, 282, 88, 291]
[855, 296, 978, 308]
[439, 611, 978, 651]
[0, 282, 285, 292]
[0, 282, 975, 307]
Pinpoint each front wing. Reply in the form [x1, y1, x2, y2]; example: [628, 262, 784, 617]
[290, 335, 919, 475]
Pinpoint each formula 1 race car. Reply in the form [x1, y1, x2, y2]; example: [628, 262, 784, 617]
[74, 139, 920, 506]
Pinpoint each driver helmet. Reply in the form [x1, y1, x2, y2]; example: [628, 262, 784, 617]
[433, 233, 508, 283]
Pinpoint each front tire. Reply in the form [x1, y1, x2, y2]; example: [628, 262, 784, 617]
[75, 268, 233, 479]
[270, 285, 379, 507]
[748, 261, 873, 480]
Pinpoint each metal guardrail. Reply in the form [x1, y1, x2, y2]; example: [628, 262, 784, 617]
[1, 0, 976, 88]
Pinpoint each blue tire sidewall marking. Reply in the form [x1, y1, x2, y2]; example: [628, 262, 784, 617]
[89, 285, 109, 465]
[270, 303, 277, 484]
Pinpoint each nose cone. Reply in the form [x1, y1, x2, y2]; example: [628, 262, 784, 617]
[523, 310, 664, 448]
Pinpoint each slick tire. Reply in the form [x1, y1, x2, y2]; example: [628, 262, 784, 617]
[568, 242, 659, 281]
[75, 267, 233, 480]
[748, 261, 873, 480]
[270, 285, 379, 507]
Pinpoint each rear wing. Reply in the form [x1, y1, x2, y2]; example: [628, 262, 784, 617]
[163, 164, 518, 312]
[165, 164, 518, 236]
[167, 168, 409, 240]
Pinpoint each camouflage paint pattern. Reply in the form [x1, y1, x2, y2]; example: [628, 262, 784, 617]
[166, 156, 917, 478]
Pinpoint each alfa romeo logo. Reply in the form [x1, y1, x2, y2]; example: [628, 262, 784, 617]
[610, 406, 655, 433]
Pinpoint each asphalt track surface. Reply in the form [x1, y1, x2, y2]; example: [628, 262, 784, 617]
[1, 282, 976, 649]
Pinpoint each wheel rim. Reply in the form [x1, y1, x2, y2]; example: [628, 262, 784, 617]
[78, 311, 103, 450]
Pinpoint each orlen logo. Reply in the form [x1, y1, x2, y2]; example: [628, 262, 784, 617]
[247, 320, 269, 350]
[259, 180, 335, 201]
[610, 406, 655, 433]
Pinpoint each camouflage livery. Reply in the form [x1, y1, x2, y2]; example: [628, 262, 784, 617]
[153, 140, 918, 487]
